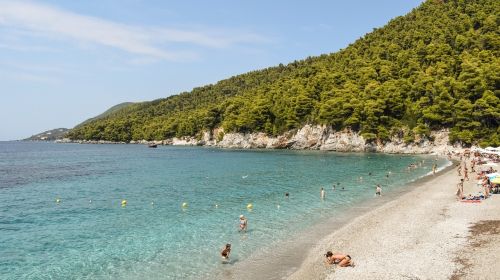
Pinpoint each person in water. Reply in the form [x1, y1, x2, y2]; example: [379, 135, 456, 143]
[324, 251, 354, 267]
[320, 187, 325, 199]
[221, 244, 231, 260]
[285, 192, 289, 198]
[239, 215, 248, 232]
[376, 184, 382, 196]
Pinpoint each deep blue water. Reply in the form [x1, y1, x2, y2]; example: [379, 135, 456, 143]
[0, 142, 448, 279]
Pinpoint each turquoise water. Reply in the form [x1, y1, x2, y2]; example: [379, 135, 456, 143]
[0, 142, 448, 279]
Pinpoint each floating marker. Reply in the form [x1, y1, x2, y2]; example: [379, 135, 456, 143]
[121, 200, 127, 207]
[247, 203, 253, 209]
[89, 199, 92, 204]
[182, 202, 188, 208]
[277, 204, 280, 209]
[56, 198, 61, 204]
[215, 204, 218, 208]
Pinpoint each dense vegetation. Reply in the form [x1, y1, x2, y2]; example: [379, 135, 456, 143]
[67, 0, 499, 147]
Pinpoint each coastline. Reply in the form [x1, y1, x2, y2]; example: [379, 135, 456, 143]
[287, 161, 500, 280]
[54, 126, 461, 155]
[213, 159, 455, 279]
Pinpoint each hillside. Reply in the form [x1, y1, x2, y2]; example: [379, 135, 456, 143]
[76, 102, 135, 127]
[25, 128, 70, 141]
[67, 0, 499, 147]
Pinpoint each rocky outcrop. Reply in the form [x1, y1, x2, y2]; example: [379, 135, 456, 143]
[66, 125, 460, 154]
[212, 125, 457, 154]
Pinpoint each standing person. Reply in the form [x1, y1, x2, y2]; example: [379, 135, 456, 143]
[432, 163, 437, 175]
[456, 179, 464, 200]
[464, 167, 469, 181]
[375, 184, 382, 196]
[457, 164, 462, 176]
[221, 244, 231, 260]
[239, 215, 247, 232]
[320, 187, 325, 199]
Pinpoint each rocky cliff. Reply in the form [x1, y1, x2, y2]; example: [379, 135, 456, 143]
[166, 125, 458, 154]
[67, 125, 459, 154]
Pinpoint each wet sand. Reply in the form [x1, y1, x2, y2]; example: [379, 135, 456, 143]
[288, 163, 500, 280]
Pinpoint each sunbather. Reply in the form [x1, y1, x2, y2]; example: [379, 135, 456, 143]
[324, 251, 354, 267]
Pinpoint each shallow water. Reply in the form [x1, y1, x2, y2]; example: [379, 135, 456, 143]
[0, 142, 448, 279]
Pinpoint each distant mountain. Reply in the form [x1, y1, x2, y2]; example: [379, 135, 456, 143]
[67, 0, 499, 147]
[25, 128, 70, 141]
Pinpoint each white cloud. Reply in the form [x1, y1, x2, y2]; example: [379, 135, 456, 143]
[0, 1, 267, 61]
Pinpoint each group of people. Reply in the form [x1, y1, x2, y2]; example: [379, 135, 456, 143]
[455, 149, 499, 201]
[321, 179, 382, 199]
[219, 214, 248, 261]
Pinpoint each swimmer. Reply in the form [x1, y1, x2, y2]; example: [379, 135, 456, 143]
[221, 244, 231, 260]
[376, 184, 382, 196]
[239, 215, 248, 232]
[285, 192, 289, 198]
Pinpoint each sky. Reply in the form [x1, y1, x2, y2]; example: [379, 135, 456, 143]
[0, 0, 424, 141]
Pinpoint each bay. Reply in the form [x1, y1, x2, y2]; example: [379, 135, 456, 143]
[0, 142, 448, 279]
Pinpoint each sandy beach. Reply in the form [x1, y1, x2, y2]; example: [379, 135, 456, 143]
[287, 163, 500, 280]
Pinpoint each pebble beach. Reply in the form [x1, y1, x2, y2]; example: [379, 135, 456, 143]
[288, 161, 500, 280]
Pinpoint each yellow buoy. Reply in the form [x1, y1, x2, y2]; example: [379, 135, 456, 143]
[56, 198, 61, 204]
[121, 200, 127, 207]
[247, 203, 253, 209]
[182, 202, 188, 208]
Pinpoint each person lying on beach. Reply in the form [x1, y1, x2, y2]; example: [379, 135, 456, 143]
[221, 244, 231, 260]
[324, 251, 354, 267]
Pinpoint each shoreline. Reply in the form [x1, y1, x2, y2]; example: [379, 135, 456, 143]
[288, 160, 500, 280]
[213, 158, 455, 280]
[51, 126, 460, 155]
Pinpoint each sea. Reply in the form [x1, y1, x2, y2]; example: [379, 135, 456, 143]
[0, 141, 449, 279]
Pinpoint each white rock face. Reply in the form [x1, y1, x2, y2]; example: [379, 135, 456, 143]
[68, 125, 460, 154]
[171, 137, 198, 146]
[218, 132, 274, 149]
[209, 125, 456, 154]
